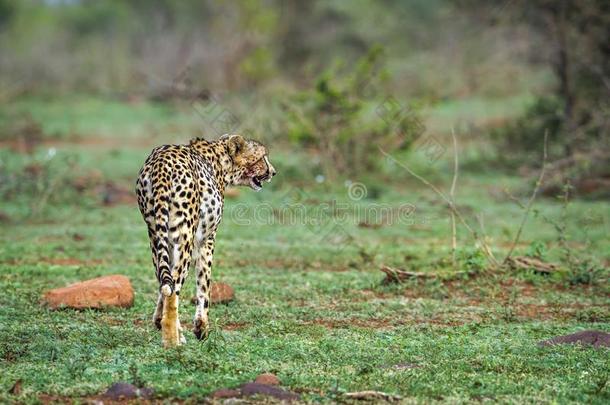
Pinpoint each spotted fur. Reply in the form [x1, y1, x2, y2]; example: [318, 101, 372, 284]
[136, 134, 276, 347]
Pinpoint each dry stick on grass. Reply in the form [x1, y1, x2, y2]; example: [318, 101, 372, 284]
[380, 265, 479, 284]
[450, 128, 458, 268]
[507, 256, 559, 274]
[379, 147, 499, 267]
[503, 131, 549, 264]
[380, 265, 436, 283]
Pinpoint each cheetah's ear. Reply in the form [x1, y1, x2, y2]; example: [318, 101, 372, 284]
[227, 134, 246, 157]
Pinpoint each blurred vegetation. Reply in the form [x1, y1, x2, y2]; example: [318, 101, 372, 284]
[0, 3, 609, 402]
[282, 47, 423, 176]
[489, 0, 610, 196]
[0, 0, 545, 97]
[0, 0, 607, 186]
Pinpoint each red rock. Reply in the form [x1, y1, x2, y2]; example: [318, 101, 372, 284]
[254, 373, 280, 385]
[211, 282, 234, 304]
[210, 388, 240, 399]
[240, 383, 299, 401]
[103, 382, 153, 400]
[192, 282, 235, 305]
[42, 275, 134, 310]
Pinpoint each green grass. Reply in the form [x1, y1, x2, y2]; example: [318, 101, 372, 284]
[0, 97, 608, 403]
[424, 94, 536, 134]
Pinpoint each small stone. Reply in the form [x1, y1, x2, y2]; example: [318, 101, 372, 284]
[254, 373, 280, 385]
[211, 282, 234, 304]
[103, 382, 152, 400]
[538, 330, 610, 348]
[191, 282, 235, 305]
[240, 383, 299, 401]
[210, 388, 240, 399]
[42, 275, 134, 310]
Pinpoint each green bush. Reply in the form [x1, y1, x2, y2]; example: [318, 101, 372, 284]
[281, 48, 423, 177]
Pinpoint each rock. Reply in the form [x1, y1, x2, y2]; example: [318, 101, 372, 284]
[211, 282, 234, 304]
[42, 275, 134, 310]
[210, 388, 240, 399]
[240, 383, 299, 402]
[209, 381, 299, 402]
[191, 282, 235, 305]
[538, 330, 610, 348]
[254, 373, 280, 385]
[103, 382, 153, 400]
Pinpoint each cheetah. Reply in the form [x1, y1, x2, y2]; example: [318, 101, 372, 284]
[135, 134, 276, 347]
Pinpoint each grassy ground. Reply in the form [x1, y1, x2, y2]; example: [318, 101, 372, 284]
[0, 97, 609, 403]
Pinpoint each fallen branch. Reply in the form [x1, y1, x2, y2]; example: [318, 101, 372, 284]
[507, 256, 559, 274]
[380, 265, 436, 283]
[380, 265, 480, 283]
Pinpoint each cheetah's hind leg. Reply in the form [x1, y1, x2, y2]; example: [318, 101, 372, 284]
[161, 293, 181, 347]
[153, 292, 163, 330]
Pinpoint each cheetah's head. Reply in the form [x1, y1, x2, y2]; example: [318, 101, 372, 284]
[225, 134, 276, 191]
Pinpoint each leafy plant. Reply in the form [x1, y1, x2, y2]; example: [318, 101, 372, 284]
[525, 241, 547, 260]
[567, 259, 603, 286]
[282, 47, 423, 177]
[531, 182, 605, 285]
[458, 248, 487, 274]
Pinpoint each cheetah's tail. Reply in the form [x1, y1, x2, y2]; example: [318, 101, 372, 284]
[152, 168, 174, 297]
[160, 283, 173, 297]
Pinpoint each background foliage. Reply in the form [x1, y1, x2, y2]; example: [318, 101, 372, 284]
[0, 0, 608, 403]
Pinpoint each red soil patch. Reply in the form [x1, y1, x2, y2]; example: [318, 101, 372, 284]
[358, 276, 607, 324]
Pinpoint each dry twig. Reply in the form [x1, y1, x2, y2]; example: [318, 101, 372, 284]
[379, 146, 498, 267]
[503, 131, 549, 264]
[507, 256, 559, 274]
[450, 127, 458, 267]
[380, 265, 436, 283]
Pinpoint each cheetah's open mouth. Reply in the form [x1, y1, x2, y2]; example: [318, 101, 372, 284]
[246, 157, 274, 191]
[250, 175, 264, 191]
